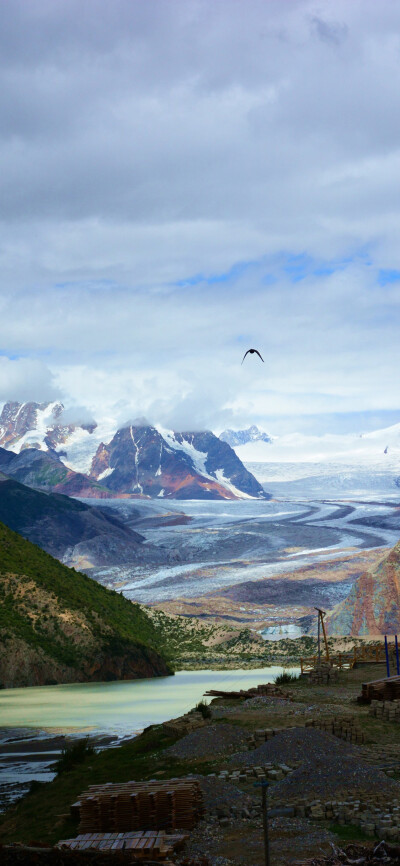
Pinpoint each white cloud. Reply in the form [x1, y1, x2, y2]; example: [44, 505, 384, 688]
[0, 1, 400, 433]
[0, 358, 60, 403]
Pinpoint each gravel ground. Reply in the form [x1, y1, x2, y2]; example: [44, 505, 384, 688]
[230, 727, 400, 799]
[177, 812, 335, 866]
[164, 724, 250, 760]
[229, 727, 354, 766]
[273, 754, 400, 800]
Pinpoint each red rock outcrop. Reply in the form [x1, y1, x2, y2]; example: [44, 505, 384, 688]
[325, 542, 400, 635]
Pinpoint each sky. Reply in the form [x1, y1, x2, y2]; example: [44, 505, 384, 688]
[1, 0, 400, 436]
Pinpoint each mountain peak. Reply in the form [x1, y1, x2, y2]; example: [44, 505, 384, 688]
[219, 425, 272, 447]
[0, 401, 268, 500]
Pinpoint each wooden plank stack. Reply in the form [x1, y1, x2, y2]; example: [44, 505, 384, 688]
[58, 830, 187, 862]
[359, 675, 400, 703]
[72, 779, 204, 835]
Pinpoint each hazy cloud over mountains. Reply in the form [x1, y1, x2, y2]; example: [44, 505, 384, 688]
[1, 1, 400, 433]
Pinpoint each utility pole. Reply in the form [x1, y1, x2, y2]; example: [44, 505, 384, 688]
[255, 779, 270, 866]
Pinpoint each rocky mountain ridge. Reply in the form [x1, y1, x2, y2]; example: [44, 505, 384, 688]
[0, 402, 267, 500]
[0, 470, 175, 570]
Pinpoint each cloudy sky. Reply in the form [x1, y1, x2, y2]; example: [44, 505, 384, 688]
[1, 0, 400, 435]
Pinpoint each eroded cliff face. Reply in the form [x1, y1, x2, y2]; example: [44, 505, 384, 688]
[325, 542, 400, 636]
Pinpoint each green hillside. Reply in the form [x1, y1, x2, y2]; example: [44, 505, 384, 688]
[0, 521, 172, 687]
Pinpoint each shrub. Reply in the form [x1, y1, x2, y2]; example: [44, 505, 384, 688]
[54, 738, 95, 774]
[274, 671, 300, 685]
[195, 700, 212, 719]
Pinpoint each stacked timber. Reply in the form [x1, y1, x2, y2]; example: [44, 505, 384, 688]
[73, 779, 204, 835]
[359, 675, 400, 704]
[369, 698, 400, 721]
[58, 830, 187, 861]
[204, 683, 288, 700]
[305, 715, 365, 744]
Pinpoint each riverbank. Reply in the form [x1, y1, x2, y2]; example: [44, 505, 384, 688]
[1, 662, 400, 865]
[0, 667, 296, 814]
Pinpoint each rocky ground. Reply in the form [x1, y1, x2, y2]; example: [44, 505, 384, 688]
[171, 662, 400, 865]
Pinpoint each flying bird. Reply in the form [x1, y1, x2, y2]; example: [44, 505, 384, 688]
[241, 348, 264, 364]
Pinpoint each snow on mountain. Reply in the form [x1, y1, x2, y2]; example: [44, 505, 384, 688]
[89, 424, 267, 500]
[219, 425, 272, 447]
[233, 423, 400, 467]
[0, 401, 117, 474]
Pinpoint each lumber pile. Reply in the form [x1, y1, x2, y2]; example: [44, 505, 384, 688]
[72, 779, 204, 835]
[58, 830, 187, 861]
[304, 663, 339, 685]
[359, 675, 400, 704]
[204, 683, 288, 700]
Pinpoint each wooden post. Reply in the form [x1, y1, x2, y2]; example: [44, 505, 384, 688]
[254, 780, 270, 866]
[261, 781, 270, 866]
[320, 611, 330, 663]
[385, 635, 390, 677]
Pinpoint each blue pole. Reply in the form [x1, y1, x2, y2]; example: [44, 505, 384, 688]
[395, 635, 400, 675]
[385, 635, 390, 677]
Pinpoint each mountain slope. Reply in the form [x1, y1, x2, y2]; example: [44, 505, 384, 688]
[0, 473, 172, 569]
[90, 424, 267, 499]
[0, 445, 115, 499]
[0, 521, 171, 687]
[324, 542, 400, 636]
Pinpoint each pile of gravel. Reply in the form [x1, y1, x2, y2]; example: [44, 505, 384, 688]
[230, 727, 400, 800]
[273, 755, 400, 800]
[198, 776, 256, 813]
[164, 724, 250, 760]
[229, 726, 354, 766]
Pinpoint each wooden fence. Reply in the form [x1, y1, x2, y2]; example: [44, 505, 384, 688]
[300, 643, 397, 674]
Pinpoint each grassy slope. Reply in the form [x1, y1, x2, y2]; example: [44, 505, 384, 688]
[0, 521, 170, 674]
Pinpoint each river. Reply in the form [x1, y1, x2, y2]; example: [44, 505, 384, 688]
[0, 666, 298, 811]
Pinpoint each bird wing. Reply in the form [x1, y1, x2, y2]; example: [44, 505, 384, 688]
[254, 350, 264, 362]
[241, 350, 251, 364]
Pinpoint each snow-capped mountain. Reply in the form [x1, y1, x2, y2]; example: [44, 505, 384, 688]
[0, 401, 116, 472]
[90, 424, 266, 499]
[219, 425, 272, 447]
[0, 402, 266, 500]
[230, 422, 400, 466]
